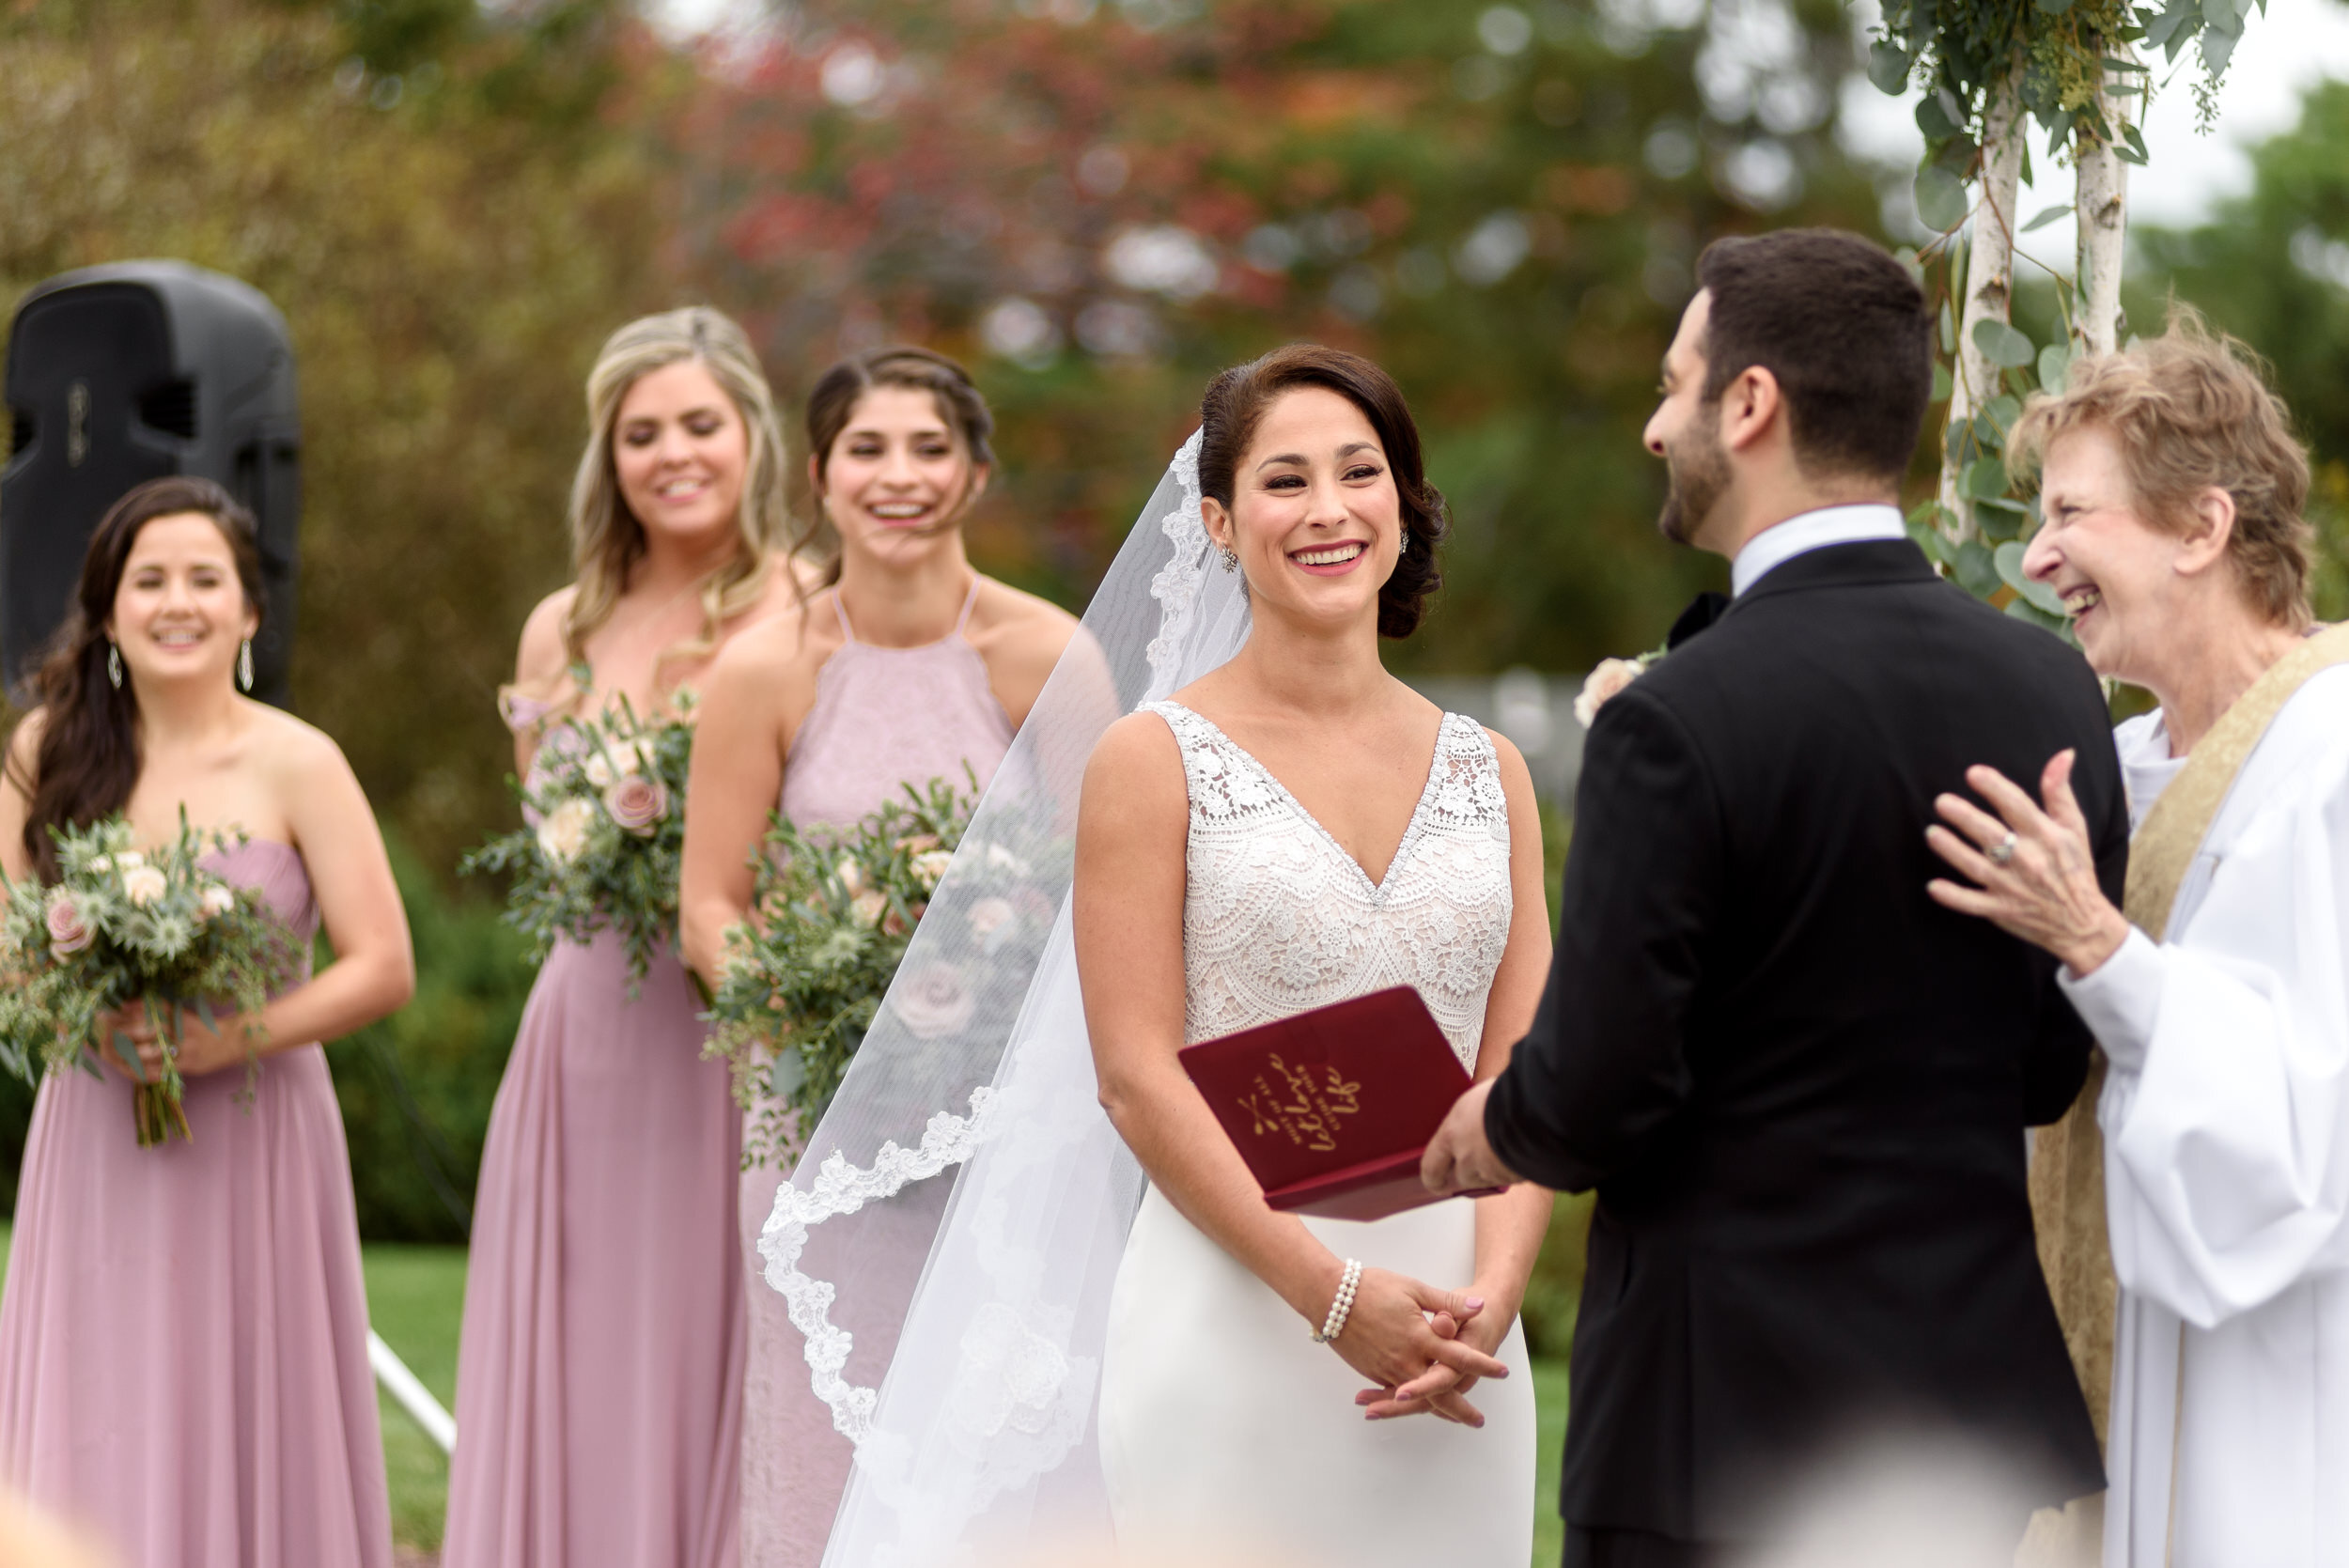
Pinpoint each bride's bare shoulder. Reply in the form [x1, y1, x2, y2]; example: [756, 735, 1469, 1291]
[1082, 709, 1188, 804]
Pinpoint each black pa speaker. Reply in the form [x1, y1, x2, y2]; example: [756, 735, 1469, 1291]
[1, 261, 300, 707]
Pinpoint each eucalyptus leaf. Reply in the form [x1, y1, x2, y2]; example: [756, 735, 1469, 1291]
[1868, 39, 1911, 96]
[2037, 341, 2073, 392]
[2201, 21, 2238, 72]
[2021, 202, 2072, 233]
[1996, 541, 2069, 613]
[1964, 456, 2011, 502]
[1938, 299, 1957, 355]
[1915, 93, 1959, 141]
[2201, 0, 2233, 25]
[2142, 0, 2196, 49]
[1972, 318, 2037, 368]
[1945, 417, 1982, 469]
[1985, 394, 2023, 435]
[1975, 505, 2023, 544]
[1915, 165, 1968, 234]
[1932, 361, 1952, 403]
[2035, 0, 2074, 15]
[1955, 539, 2002, 598]
[2005, 597, 2071, 635]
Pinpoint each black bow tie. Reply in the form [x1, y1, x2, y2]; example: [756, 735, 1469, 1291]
[1666, 591, 1731, 650]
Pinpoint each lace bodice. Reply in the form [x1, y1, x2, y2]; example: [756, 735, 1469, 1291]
[1145, 702, 1514, 1071]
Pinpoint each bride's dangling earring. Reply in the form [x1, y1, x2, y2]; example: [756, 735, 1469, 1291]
[237, 638, 255, 693]
[106, 642, 122, 690]
[1216, 541, 1239, 572]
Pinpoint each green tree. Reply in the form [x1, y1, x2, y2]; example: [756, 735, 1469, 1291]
[2135, 79, 2349, 624]
[667, 0, 1889, 674]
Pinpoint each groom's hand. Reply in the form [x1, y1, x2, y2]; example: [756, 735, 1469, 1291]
[1422, 1079, 1522, 1196]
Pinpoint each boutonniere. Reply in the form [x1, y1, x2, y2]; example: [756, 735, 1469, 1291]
[1573, 644, 1666, 728]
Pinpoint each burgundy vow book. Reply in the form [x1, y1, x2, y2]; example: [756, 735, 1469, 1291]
[1178, 986, 1499, 1221]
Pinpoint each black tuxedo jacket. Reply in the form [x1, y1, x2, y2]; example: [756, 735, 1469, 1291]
[1486, 539, 2123, 1542]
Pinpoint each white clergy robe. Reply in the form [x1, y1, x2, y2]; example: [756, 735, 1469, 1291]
[2059, 665, 2349, 1568]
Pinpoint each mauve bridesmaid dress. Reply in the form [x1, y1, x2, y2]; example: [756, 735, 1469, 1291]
[739, 581, 1014, 1567]
[0, 839, 394, 1568]
[443, 706, 747, 1568]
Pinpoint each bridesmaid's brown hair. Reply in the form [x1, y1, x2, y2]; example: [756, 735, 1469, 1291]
[794, 347, 995, 588]
[9, 477, 265, 881]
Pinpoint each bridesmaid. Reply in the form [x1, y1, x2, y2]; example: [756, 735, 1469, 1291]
[0, 476, 417, 1567]
[679, 347, 1077, 1566]
[443, 307, 807, 1568]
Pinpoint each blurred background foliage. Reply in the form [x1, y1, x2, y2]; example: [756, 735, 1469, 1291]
[2, 0, 2346, 1251]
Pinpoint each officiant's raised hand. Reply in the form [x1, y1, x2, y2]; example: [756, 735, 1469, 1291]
[1924, 749, 2131, 977]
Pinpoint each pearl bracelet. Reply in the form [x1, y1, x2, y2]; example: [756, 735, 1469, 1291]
[1313, 1258, 1363, 1344]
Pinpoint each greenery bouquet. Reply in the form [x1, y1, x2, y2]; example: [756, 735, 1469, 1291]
[706, 772, 990, 1168]
[462, 690, 694, 990]
[0, 814, 299, 1147]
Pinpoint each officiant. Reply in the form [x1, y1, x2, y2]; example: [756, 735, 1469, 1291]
[1926, 312, 2349, 1568]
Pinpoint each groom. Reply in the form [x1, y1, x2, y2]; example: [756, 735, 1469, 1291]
[1423, 228, 2122, 1565]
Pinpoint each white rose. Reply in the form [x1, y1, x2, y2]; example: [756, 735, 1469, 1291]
[87, 855, 111, 874]
[121, 865, 167, 907]
[910, 849, 956, 892]
[115, 850, 145, 870]
[198, 883, 237, 919]
[583, 752, 615, 789]
[835, 858, 865, 897]
[983, 843, 1028, 876]
[1573, 657, 1650, 729]
[850, 888, 887, 927]
[536, 797, 598, 864]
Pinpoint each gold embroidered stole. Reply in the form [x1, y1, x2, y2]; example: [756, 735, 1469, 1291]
[2030, 622, 2349, 1449]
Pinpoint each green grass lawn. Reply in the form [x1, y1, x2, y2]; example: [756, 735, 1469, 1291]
[0, 1228, 1570, 1562]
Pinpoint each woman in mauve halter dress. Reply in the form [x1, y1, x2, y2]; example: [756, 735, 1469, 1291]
[680, 347, 1078, 1568]
[443, 310, 806, 1568]
[0, 477, 416, 1568]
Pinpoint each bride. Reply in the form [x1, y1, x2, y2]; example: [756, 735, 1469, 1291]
[753, 346, 1548, 1567]
[1078, 345, 1551, 1559]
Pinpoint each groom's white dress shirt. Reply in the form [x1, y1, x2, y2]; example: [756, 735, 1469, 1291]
[1731, 503, 1907, 598]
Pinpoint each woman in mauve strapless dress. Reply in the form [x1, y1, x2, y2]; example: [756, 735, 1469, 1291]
[679, 348, 1079, 1567]
[443, 309, 807, 1568]
[0, 477, 417, 1568]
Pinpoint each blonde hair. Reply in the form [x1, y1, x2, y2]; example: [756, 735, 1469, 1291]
[562, 306, 791, 680]
[2008, 306, 2314, 629]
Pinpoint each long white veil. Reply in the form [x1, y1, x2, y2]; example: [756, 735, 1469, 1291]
[758, 430, 1252, 1566]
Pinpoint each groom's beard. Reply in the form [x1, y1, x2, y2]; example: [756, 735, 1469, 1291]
[1656, 405, 1729, 546]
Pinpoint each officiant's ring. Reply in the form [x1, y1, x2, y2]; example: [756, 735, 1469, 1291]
[1988, 831, 2018, 866]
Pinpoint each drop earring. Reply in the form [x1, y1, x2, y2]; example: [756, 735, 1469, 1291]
[1216, 542, 1239, 571]
[106, 642, 122, 690]
[237, 638, 255, 693]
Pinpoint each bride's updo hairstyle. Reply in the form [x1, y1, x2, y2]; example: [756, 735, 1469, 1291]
[793, 346, 996, 588]
[1197, 344, 1448, 639]
[11, 477, 266, 880]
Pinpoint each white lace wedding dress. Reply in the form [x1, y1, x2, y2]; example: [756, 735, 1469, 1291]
[1097, 700, 1535, 1565]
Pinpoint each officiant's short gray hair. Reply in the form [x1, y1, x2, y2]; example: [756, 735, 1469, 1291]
[2009, 305, 2313, 629]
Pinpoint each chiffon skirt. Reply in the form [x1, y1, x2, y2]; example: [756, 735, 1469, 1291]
[1099, 1186, 1535, 1567]
[443, 933, 745, 1568]
[0, 1044, 393, 1568]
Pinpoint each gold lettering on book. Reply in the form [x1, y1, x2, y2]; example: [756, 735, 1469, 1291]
[1238, 1054, 1363, 1153]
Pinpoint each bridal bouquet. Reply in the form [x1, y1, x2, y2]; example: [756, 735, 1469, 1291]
[707, 771, 1009, 1167]
[462, 691, 694, 990]
[0, 813, 299, 1147]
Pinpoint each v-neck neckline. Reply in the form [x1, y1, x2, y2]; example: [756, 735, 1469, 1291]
[1161, 701, 1455, 900]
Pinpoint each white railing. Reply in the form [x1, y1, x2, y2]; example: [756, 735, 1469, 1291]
[367, 1329, 456, 1455]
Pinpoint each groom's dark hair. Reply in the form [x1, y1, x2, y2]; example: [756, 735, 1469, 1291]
[1696, 228, 1932, 485]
